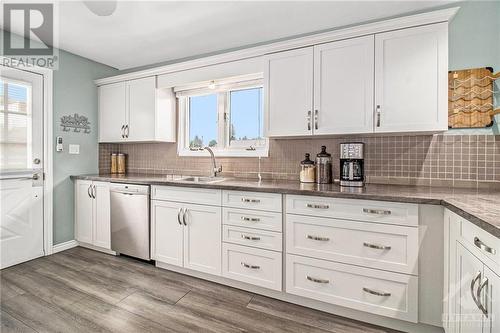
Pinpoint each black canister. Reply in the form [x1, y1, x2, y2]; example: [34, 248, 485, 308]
[315, 146, 332, 184]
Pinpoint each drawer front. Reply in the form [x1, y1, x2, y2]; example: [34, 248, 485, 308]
[223, 207, 282, 232]
[223, 190, 282, 212]
[286, 254, 418, 322]
[286, 214, 418, 275]
[152, 186, 221, 206]
[223, 225, 282, 252]
[286, 195, 418, 226]
[460, 218, 500, 267]
[222, 243, 282, 291]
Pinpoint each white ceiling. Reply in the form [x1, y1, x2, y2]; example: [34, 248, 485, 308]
[54, 1, 455, 69]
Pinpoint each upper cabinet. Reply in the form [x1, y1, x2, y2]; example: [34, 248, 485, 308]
[374, 23, 447, 133]
[98, 76, 176, 143]
[265, 22, 448, 137]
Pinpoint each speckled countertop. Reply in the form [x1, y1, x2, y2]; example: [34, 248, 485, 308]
[71, 174, 500, 238]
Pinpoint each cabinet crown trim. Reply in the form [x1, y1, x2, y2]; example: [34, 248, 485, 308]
[95, 7, 459, 86]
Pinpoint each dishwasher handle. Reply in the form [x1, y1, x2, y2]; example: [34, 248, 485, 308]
[110, 184, 150, 195]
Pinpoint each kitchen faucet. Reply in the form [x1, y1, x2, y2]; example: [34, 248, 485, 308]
[204, 147, 222, 177]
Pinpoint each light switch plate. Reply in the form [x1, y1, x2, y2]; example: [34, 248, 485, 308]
[68, 144, 80, 154]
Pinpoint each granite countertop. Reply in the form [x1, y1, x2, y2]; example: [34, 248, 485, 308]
[71, 173, 500, 238]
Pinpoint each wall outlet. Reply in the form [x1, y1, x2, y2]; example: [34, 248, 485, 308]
[69, 144, 80, 154]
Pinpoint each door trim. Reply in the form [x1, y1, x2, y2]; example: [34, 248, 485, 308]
[1, 58, 54, 256]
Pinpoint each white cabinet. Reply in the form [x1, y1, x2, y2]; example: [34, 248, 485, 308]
[374, 23, 447, 133]
[98, 76, 176, 143]
[152, 200, 183, 266]
[75, 180, 110, 250]
[313, 35, 375, 134]
[264, 47, 313, 137]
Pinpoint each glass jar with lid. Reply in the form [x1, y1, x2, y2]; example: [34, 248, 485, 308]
[316, 146, 332, 184]
[299, 153, 316, 183]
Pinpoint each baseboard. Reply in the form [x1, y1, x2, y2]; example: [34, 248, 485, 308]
[52, 240, 78, 254]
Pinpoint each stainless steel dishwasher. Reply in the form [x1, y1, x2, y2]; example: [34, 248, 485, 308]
[110, 183, 150, 260]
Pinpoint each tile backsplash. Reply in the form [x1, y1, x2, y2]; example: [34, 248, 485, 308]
[99, 134, 500, 188]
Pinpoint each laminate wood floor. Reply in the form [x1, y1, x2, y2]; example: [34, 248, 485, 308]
[1, 247, 401, 333]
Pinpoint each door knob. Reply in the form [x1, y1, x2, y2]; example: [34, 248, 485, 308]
[33, 158, 41, 164]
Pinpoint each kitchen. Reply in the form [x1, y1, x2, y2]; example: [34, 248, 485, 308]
[1, 1, 499, 333]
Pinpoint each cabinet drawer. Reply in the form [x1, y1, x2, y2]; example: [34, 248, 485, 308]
[286, 214, 418, 275]
[460, 218, 500, 267]
[222, 243, 282, 291]
[152, 186, 221, 206]
[286, 254, 418, 322]
[286, 195, 418, 226]
[223, 191, 282, 212]
[223, 207, 282, 232]
[223, 225, 282, 252]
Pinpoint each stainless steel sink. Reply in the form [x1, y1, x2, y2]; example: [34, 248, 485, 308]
[178, 176, 226, 184]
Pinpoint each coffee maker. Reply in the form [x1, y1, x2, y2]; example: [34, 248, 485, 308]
[340, 143, 364, 187]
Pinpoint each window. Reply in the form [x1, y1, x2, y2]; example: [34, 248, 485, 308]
[177, 75, 268, 157]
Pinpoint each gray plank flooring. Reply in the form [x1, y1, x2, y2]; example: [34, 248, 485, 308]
[0, 247, 401, 333]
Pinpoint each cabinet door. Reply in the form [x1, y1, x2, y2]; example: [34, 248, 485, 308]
[313, 36, 374, 134]
[92, 181, 110, 249]
[456, 243, 484, 333]
[265, 47, 313, 137]
[75, 180, 93, 244]
[374, 23, 447, 133]
[183, 203, 221, 276]
[152, 200, 184, 267]
[127, 77, 156, 141]
[99, 82, 127, 142]
[483, 266, 500, 333]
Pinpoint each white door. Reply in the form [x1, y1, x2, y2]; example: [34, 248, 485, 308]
[127, 77, 156, 141]
[152, 200, 184, 267]
[455, 243, 484, 333]
[92, 181, 110, 249]
[183, 203, 221, 275]
[374, 23, 447, 133]
[482, 266, 499, 333]
[98, 82, 127, 142]
[0, 66, 44, 269]
[313, 35, 375, 134]
[75, 180, 93, 244]
[265, 47, 314, 137]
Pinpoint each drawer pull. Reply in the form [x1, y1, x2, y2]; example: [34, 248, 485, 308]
[363, 287, 391, 297]
[241, 262, 260, 269]
[363, 242, 391, 250]
[307, 203, 330, 209]
[363, 208, 391, 215]
[474, 237, 496, 255]
[307, 235, 330, 242]
[242, 198, 261, 203]
[241, 216, 261, 222]
[241, 234, 261, 241]
[306, 276, 330, 284]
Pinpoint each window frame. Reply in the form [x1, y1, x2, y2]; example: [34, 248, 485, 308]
[177, 76, 268, 157]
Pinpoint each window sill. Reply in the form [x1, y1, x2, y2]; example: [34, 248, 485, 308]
[178, 148, 269, 158]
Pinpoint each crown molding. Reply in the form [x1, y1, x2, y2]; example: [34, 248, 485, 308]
[95, 6, 459, 86]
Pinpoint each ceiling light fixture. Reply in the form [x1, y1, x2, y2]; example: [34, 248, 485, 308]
[83, 1, 117, 17]
[208, 80, 216, 89]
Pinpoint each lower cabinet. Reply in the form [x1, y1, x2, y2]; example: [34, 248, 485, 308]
[152, 199, 222, 276]
[75, 180, 110, 250]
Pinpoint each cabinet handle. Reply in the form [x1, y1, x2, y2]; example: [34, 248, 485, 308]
[182, 208, 188, 226]
[177, 208, 183, 226]
[307, 235, 330, 242]
[241, 234, 261, 241]
[314, 109, 318, 130]
[476, 277, 489, 317]
[306, 203, 329, 209]
[363, 208, 391, 215]
[121, 125, 125, 138]
[363, 242, 391, 250]
[474, 237, 496, 255]
[125, 124, 129, 138]
[241, 216, 261, 222]
[306, 276, 329, 284]
[307, 110, 311, 131]
[87, 185, 92, 198]
[241, 262, 260, 269]
[471, 271, 482, 311]
[376, 105, 381, 127]
[92, 185, 96, 199]
[241, 198, 260, 203]
[363, 287, 391, 297]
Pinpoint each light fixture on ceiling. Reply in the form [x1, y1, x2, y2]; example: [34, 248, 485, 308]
[208, 80, 216, 90]
[83, 1, 117, 17]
